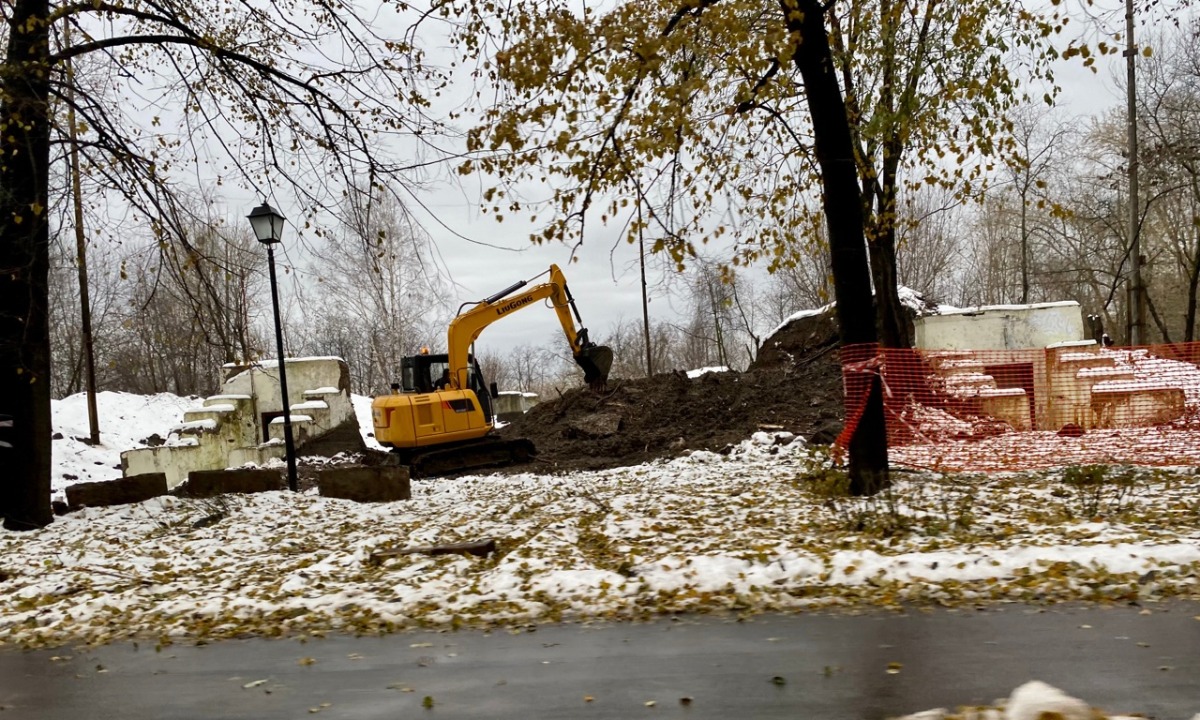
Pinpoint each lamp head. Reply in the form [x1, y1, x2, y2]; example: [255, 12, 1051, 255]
[247, 202, 286, 245]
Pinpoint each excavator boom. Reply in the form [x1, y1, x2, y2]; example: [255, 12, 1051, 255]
[445, 264, 611, 391]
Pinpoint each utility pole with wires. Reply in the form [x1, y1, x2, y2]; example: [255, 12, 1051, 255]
[1126, 0, 1146, 346]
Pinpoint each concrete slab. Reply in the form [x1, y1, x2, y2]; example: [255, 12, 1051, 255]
[64, 473, 167, 511]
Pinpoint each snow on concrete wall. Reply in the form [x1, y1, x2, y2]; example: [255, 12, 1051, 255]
[221, 357, 351, 414]
[122, 358, 355, 488]
[914, 301, 1085, 351]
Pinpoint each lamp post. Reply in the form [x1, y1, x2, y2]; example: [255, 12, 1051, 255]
[247, 202, 298, 492]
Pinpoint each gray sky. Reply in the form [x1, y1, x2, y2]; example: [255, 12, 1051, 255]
[417, 189, 662, 352]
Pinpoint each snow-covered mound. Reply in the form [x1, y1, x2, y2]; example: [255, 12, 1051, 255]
[891, 679, 1173, 720]
[50, 392, 196, 498]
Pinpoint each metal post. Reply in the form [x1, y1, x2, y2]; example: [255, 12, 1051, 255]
[639, 229, 653, 377]
[265, 243, 298, 491]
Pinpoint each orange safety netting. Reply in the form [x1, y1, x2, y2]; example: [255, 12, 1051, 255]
[836, 341, 1200, 472]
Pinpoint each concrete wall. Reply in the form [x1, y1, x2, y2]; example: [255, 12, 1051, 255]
[222, 357, 352, 418]
[494, 391, 539, 418]
[915, 301, 1085, 351]
[122, 357, 355, 489]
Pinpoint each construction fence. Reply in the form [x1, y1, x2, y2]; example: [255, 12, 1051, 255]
[836, 341, 1200, 472]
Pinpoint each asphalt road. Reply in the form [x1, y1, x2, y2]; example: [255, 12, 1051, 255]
[3, 603, 1199, 720]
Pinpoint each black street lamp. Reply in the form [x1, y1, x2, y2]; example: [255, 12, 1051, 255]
[247, 202, 298, 492]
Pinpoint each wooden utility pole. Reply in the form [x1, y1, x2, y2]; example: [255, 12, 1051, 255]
[65, 24, 100, 444]
[639, 231, 653, 377]
[1126, 0, 1146, 345]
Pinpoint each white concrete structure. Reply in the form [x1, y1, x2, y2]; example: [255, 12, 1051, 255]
[121, 357, 357, 488]
[924, 336, 1187, 432]
[494, 391, 539, 419]
[914, 301, 1085, 351]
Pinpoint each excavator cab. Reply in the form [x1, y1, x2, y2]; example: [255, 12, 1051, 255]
[398, 353, 497, 424]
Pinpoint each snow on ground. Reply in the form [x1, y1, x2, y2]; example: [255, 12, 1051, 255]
[49, 392, 197, 499]
[685, 366, 729, 378]
[893, 679, 1161, 720]
[4, 391, 1199, 672]
[351, 394, 386, 452]
[3, 393, 1200, 653]
[11, 395, 1200, 715]
[48, 392, 386, 502]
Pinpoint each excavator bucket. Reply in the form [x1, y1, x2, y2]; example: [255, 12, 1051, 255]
[576, 345, 613, 390]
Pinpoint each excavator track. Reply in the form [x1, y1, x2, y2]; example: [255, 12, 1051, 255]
[397, 436, 537, 478]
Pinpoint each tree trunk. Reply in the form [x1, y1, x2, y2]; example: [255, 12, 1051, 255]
[1145, 291, 1172, 344]
[0, 0, 54, 529]
[870, 0, 911, 351]
[785, 0, 889, 495]
[869, 224, 911, 348]
[1185, 237, 1199, 343]
[1020, 181, 1030, 304]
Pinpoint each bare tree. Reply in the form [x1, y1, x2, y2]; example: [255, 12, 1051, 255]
[675, 260, 762, 371]
[600, 317, 681, 379]
[482, 343, 576, 399]
[47, 225, 123, 397]
[1138, 21, 1200, 341]
[960, 196, 1025, 307]
[1037, 118, 1132, 335]
[762, 224, 834, 323]
[1, 0, 454, 528]
[304, 189, 449, 394]
[98, 213, 267, 397]
[158, 206, 263, 366]
[894, 186, 969, 303]
[1002, 105, 1074, 303]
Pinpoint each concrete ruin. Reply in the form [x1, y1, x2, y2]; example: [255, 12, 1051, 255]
[914, 302, 1189, 432]
[121, 357, 361, 488]
[494, 391, 539, 422]
[914, 301, 1086, 351]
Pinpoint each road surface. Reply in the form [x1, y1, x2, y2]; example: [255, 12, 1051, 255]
[3, 603, 1198, 719]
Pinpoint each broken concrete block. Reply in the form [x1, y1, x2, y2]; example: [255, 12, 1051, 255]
[66, 473, 168, 511]
[175, 468, 285, 498]
[318, 467, 411, 503]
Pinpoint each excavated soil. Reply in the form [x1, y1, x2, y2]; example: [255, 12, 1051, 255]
[494, 309, 846, 475]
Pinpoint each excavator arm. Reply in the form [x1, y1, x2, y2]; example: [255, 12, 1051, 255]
[446, 264, 612, 391]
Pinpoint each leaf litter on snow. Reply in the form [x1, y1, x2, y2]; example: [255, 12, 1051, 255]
[3, 432, 1200, 648]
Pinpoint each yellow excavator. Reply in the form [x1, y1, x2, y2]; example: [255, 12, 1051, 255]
[371, 264, 613, 476]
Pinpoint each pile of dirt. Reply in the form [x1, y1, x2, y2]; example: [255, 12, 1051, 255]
[496, 308, 846, 475]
